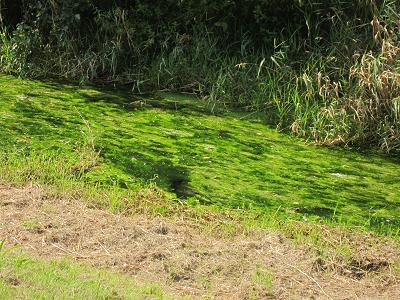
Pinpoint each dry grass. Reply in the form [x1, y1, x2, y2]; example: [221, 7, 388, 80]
[1, 184, 399, 299]
[310, 17, 400, 151]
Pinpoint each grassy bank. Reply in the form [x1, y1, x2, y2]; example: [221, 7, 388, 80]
[0, 75, 399, 235]
[1, 185, 399, 299]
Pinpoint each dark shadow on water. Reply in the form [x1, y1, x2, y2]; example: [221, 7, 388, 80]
[11, 99, 68, 136]
[295, 206, 335, 218]
[40, 79, 219, 117]
[104, 148, 196, 199]
[370, 216, 400, 228]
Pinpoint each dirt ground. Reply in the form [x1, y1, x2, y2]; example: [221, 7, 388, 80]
[0, 184, 399, 299]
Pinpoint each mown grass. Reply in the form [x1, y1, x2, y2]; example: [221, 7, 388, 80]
[0, 74, 399, 235]
[0, 244, 172, 300]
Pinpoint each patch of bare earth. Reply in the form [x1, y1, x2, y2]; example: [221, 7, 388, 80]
[0, 185, 399, 299]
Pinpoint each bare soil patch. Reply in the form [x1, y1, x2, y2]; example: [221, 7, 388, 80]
[0, 185, 399, 299]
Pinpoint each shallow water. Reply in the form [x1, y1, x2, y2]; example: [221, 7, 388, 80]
[0, 75, 399, 231]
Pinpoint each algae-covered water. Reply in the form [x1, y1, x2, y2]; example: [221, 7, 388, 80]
[0, 75, 399, 231]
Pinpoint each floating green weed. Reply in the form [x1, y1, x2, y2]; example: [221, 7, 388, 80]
[0, 75, 399, 233]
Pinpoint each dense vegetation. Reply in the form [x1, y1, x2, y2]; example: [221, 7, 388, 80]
[1, 75, 399, 234]
[0, 0, 399, 152]
[0, 3, 400, 297]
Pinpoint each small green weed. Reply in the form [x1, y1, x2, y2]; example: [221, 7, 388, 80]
[21, 219, 41, 232]
[251, 265, 274, 296]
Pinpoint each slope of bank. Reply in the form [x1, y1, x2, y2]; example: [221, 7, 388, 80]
[1, 184, 399, 299]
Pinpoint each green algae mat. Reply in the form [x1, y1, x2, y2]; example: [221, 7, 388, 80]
[0, 75, 399, 232]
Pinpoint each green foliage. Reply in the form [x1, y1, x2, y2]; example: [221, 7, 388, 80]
[0, 1, 399, 152]
[0, 75, 399, 234]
